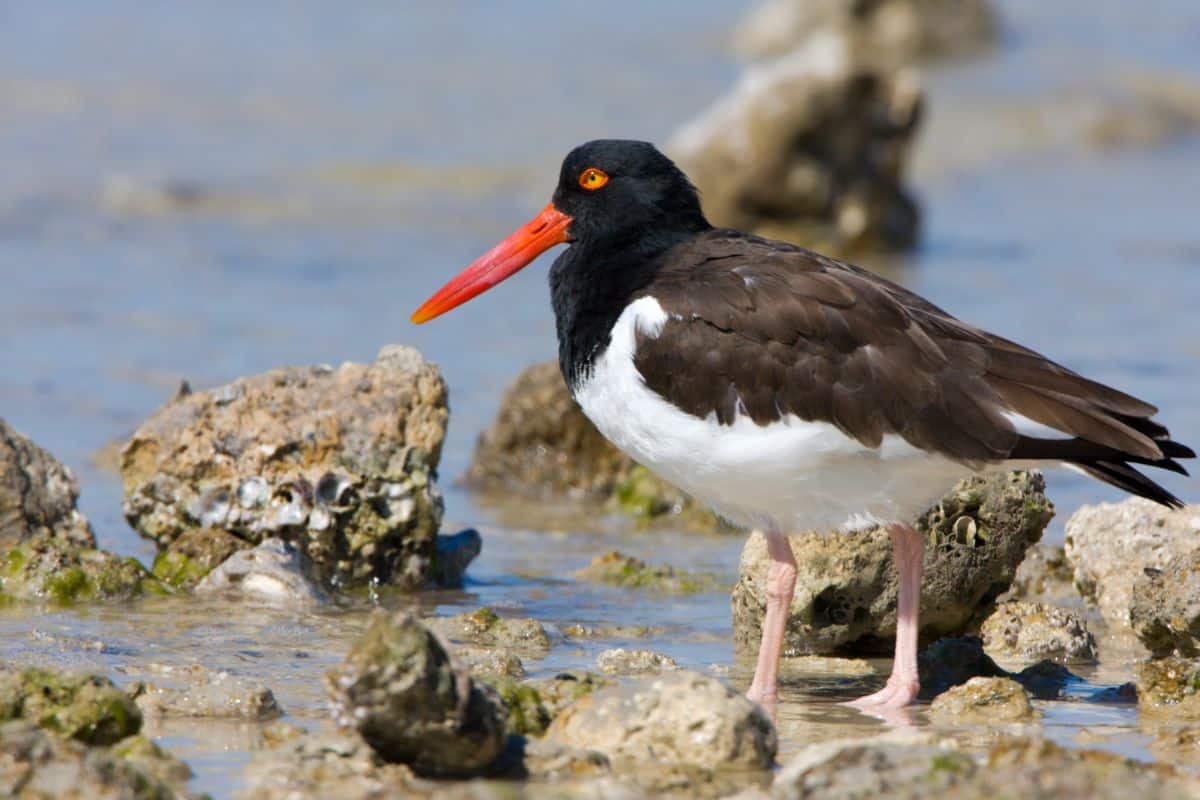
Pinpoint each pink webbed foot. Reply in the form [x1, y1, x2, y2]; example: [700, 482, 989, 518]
[845, 675, 920, 709]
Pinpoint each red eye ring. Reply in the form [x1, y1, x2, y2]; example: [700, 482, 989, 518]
[579, 167, 609, 190]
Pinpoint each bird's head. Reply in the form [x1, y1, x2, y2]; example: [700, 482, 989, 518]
[411, 139, 705, 324]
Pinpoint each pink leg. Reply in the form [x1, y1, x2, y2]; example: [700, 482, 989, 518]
[848, 522, 923, 709]
[746, 530, 798, 715]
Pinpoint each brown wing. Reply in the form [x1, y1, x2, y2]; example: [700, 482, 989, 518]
[632, 230, 1192, 504]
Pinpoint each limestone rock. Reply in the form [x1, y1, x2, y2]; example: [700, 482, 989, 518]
[0, 418, 94, 550]
[433, 528, 481, 588]
[669, 35, 923, 253]
[526, 671, 613, 720]
[1132, 548, 1200, 656]
[0, 666, 141, 746]
[981, 601, 1097, 663]
[194, 537, 328, 606]
[239, 731, 418, 800]
[152, 527, 249, 590]
[0, 534, 164, 606]
[1001, 544, 1079, 605]
[427, 607, 551, 654]
[596, 648, 679, 676]
[1136, 658, 1200, 720]
[1064, 499, 1200, 629]
[121, 345, 447, 589]
[574, 550, 718, 594]
[325, 611, 507, 776]
[929, 676, 1035, 723]
[918, 636, 1078, 701]
[545, 671, 775, 770]
[733, 471, 1053, 655]
[130, 664, 280, 720]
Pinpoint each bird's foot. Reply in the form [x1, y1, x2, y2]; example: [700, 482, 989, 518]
[746, 685, 779, 722]
[844, 675, 919, 710]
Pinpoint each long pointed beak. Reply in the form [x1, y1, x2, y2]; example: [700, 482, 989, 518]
[411, 203, 572, 324]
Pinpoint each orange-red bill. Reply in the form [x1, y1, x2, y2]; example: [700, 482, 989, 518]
[410, 203, 572, 324]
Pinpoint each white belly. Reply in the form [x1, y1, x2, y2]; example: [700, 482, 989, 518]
[573, 297, 979, 532]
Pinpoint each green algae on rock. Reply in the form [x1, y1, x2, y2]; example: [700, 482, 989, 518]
[151, 527, 249, 590]
[574, 550, 720, 595]
[929, 676, 1036, 723]
[0, 666, 142, 746]
[0, 534, 165, 606]
[1136, 658, 1200, 719]
[427, 607, 551, 653]
[475, 675, 553, 737]
[121, 345, 448, 589]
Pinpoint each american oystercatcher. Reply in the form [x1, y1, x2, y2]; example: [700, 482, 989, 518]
[412, 140, 1193, 710]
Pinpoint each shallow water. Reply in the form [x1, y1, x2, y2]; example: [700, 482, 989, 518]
[1, 1, 1199, 796]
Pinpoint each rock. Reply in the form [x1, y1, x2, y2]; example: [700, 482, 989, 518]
[1001, 544, 1079, 605]
[0, 534, 165, 606]
[456, 645, 526, 679]
[0, 666, 142, 746]
[527, 671, 613, 720]
[1132, 548, 1200, 656]
[668, 35, 923, 253]
[783, 655, 875, 676]
[734, 0, 995, 66]
[239, 731, 418, 800]
[1136, 658, 1200, 719]
[0, 418, 95, 550]
[152, 527, 249, 590]
[325, 611, 508, 776]
[427, 607, 551, 654]
[545, 671, 775, 770]
[1064, 499, 1200, 629]
[1151, 726, 1200, 766]
[733, 472, 1053, 655]
[130, 664, 281, 720]
[0, 720, 197, 799]
[596, 648, 679, 676]
[432, 528, 481, 588]
[194, 537, 328, 605]
[475, 675, 553, 737]
[772, 734, 1199, 799]
[121, 345, 448, 589]
[574, 550, 718, 594]
[929, 676, 1035, 723]
[918, 636, 1078, 700]
[981, 601, 1097, 663]
[562, 623, 660, 640]
[512, 736, 611, 781]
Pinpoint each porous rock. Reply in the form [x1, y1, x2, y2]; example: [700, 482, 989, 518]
[574, 550, 717, 594]
[121, 345, 447, 589]
[427, 607, 551, 654]
[151, 527, 248, 590]
[981, 601, 1097, 663]
[928, 676, 1035, 723]
[596, 648, 679, 676]
[1132, 547, 1200, 657]
[669, 34, 923, 253]
[1001, 543, 1079, 605]
[1064, 499, 1200, 629]
[1136, 658, 1200, 720]
[238, 731, 418, 800]
[527, 671, 613, 720]
[131, 663, 280, 720]
[0, 534, 165, 605]
[0, 666, 142, 746]
[733, 471, 1053, 655]
[194, 537, 328, 605]
[0, 419, 95, 551]
[545, 670, 776, 770]
[325, 611, 507, 776]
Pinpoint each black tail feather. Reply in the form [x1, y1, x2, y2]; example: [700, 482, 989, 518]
[1071, 460, 1187, 509]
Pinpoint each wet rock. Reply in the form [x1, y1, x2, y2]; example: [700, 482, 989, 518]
[1136, 658, 1200, 719]
[1014, 660, 1080, 701]
[574, 550, 718, 594]
[0, 418, 95, 550]
[562, 623, 659, 640]
[121, 345, 448, 589]
[0, 666, 142, 746]
[1001, 544, 1079, 605]
[130, 664, 281, 720]
[917, 636, 1078, 700]
[596, 648, 679, 676]
[427, 607, 551, 654]
[669, 34, 923, 253]
[527, 671, 613, 720]
[1151, 726, 1200, 766]
[929, 676, 1035, 723]
[1064, 499, 1200, 629]
[0, 720, 198, 799]
[456, 645, 526, 679]
[432, 528, 481, 588]
[1132, 547, 1200, 656]
[513, 736, 611, 781]
[981, 601, 1097, 663]
[546, 671, 776, 770]
[325, 610, 508, 776]
[733, 471, 1053, 655]
[152, 527, 249, 590]
[194, 537, 328, 605]
[734, 0, 995, 66]
[783, 655, 874, 676]
[239, 731, 419, 800]
[0, 533, 165, 605]
[475, 675, 553, 737]
[772, 734, 1198, 799]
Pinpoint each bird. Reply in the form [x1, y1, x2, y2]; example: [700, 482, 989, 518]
[411, 139, 1194, 710]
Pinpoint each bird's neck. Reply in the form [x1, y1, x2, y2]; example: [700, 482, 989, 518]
[549, 226, 700, 392]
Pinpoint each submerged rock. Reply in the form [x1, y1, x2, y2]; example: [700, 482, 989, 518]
[734, 0, 995, 65]
[1064, 499, 1200, 629]
[669, 34, 923, 253]
[0, 533, 165, 605]
[427, 607, 551, 654]
[0, 418, 95, 551]
[1136, 658, 1200, 720]
[596, 648, 679, 676]
[0, 666, 141, 746]
[1132, 548, 1200, 657]
[130, 664, 280, 720]
[152, 527, 249, 590]
[325, 611, 508, 776]
[121, 345, 448, 589]
[918, 636, 1077, 701]
[574, 550, 718, 594]
[732, 471, 1052, 655]
[929, 676, 1035, 723]
[432, 528, 482, 588]
[527, 671, 613, 720]
[546, 671, 775, 770]
[194, 537, 328, 605]
[981, 601, 1097, 663]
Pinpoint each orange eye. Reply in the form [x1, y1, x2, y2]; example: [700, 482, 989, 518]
[579, 167, 609, 190]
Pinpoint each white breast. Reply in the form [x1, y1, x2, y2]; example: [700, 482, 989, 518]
[573, 297, 979, 533]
